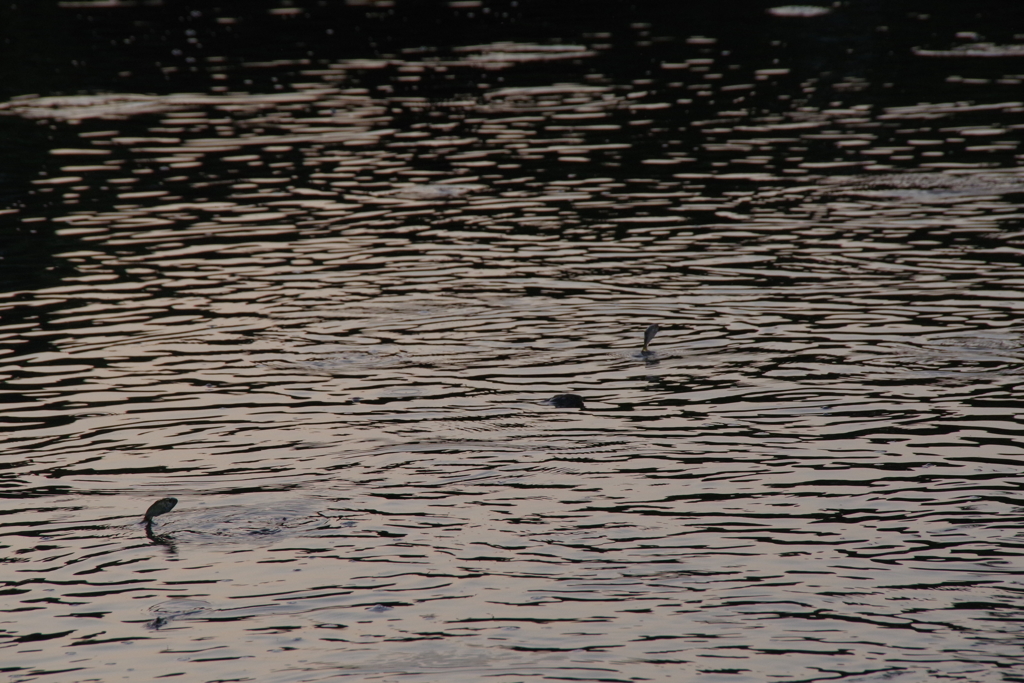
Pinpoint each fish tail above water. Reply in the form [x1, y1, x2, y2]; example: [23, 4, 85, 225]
[144, 497, 178, 523]
[642, 324, 660, 353]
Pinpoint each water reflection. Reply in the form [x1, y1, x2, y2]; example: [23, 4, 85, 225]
[144, 524, 177, 553]
[3, 2, 1024, 682]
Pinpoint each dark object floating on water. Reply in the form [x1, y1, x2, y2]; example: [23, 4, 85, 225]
[545, 394, 586, 409]
[642, 324, 660, 354]
[144, 497, 178, 523]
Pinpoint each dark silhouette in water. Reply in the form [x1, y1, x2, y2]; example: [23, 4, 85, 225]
[144, 497, 178, 523]
[642, 324, 660, 354]
[545, 394, 585, 409]
[143, 497, 179, 551]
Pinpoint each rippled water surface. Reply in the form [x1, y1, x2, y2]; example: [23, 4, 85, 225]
[3, 2, 1024, 681]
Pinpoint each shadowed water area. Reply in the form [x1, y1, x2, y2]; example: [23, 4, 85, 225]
[2, 1, 1024, 681]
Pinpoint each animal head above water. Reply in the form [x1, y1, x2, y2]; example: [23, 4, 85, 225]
[544, 394, 586, 409]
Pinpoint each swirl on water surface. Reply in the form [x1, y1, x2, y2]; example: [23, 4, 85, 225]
[150, 498, 359, 545]
[381, 183, 487, 200]
[820, 171, 1024, 202]
[144, 599, 213, 630]
[257, 348, 411, 375]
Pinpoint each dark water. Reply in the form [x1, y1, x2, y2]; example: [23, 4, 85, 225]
[3, 2, 1024, 681]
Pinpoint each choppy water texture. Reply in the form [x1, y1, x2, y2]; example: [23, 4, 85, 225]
[3, 2, 1024, 682]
